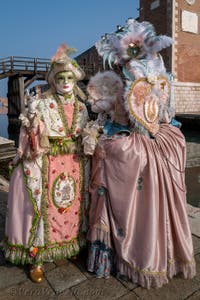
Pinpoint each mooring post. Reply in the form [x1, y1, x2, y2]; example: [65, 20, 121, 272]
[7, 75, 25, 117]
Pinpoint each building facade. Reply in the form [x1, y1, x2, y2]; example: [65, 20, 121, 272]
[140, 0, 200, 114]
[76, 0, 200, 114]
[76, 46, 102, 83]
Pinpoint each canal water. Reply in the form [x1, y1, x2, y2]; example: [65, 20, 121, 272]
[0, 113, 200, 207]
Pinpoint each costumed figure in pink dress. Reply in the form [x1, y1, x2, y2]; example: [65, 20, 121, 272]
[84, 18, 196, 288]
[2, 44, 90, 282]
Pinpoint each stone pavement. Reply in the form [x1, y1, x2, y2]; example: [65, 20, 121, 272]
[0, 190, 200, 300]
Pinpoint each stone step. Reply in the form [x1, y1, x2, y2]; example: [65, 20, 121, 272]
[0, 136, 16, 161]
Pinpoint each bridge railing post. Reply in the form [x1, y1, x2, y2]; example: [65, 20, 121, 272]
[2, 61, 6, 72]
[34, 58, 37, 72]
[10, 56, 14, 71]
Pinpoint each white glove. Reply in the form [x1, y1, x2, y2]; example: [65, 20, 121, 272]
[25, 89, 37, 116]
[19, 114, 30, 128]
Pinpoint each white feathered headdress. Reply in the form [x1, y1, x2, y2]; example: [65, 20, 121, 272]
[96, 18, 173, 68]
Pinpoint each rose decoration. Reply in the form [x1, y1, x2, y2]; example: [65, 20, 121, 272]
[29, 246, 39, 258]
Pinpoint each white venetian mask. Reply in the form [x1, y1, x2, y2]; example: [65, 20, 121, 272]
[55, 71, 75, 95]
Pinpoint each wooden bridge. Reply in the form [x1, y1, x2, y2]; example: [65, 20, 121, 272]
[0, 56, 51, 119]
[0, 56, 94, 121]
[0, 56, 50, 80]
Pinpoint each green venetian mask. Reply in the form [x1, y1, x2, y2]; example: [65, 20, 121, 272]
[55, 71, 75, 84]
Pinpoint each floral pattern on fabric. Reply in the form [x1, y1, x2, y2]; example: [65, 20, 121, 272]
[3, 93, 90, 265]
[87, 241, 113, 279]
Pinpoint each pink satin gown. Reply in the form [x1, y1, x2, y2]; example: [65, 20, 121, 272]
[87, 123, 196, 288]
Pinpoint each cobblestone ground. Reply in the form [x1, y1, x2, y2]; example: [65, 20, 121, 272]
[0, 190, 200, 300]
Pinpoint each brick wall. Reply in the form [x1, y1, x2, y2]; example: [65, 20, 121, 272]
[139, 0, 169, 34]
[174, 0, 200, 83]
[76, 1, 200, 114]
[76, 46, 124, 82]
[139, 0, 200, 113]
[139, 0, 172, 72]
[76, 46, 103, 82]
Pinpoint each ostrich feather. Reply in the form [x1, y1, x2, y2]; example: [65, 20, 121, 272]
[140, 22, 156, 38]
[95, 18, 173, 68]
[96, 34, 122, 68]
[144, 36, 173, 54]
[51, 44, 77, 63]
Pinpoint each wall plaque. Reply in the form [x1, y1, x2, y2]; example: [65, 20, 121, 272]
[185, 0, 195, 5]
[181, 10, 198, 34]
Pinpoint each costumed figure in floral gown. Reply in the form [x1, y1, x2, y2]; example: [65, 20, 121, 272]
[84, 19, 196, 289]
[2, 44, 90, 282]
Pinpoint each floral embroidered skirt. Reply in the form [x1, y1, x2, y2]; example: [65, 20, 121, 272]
[3, 152, 90, 265]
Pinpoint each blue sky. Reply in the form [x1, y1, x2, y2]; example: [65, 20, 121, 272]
[0, 0, 139, 59]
